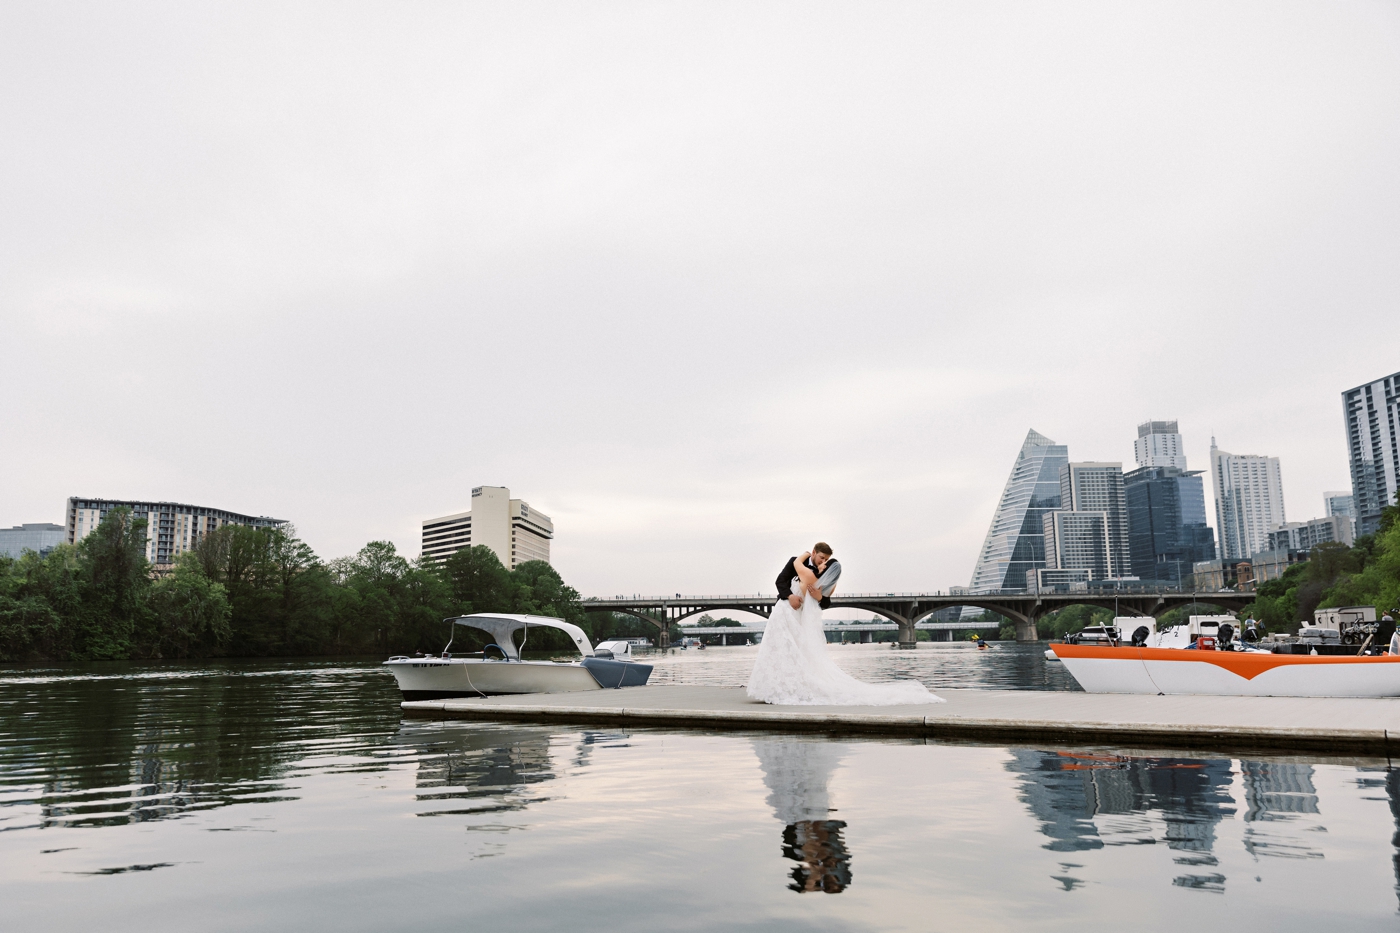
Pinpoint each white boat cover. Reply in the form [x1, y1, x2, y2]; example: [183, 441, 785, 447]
[450, 613, 593, 660]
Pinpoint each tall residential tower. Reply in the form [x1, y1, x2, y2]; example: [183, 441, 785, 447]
[1342, 372, 1400, 537]
[1058, 462, 1131, 577]
[1209, 440, 1285, 561]
[1134, 420, 1187, 470]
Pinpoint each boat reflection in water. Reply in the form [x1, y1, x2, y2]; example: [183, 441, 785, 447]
[394, 721, 559, 821]
[753, 737, 852, 893]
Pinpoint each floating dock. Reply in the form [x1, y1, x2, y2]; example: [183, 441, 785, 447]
[402, 685, 1400, 754]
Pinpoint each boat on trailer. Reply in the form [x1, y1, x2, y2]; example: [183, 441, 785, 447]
[384, 614, 653, 700]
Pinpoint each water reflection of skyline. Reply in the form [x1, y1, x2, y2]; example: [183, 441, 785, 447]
[1007, 751, 1342, 894]
[753, 737, 852, 894]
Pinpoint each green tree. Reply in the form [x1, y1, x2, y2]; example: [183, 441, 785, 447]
[75, 507, 151, 659]
[1036, 604, 1112, 639]
[146, 554, 233, 658]
[508, 559, 592, 651]
[441, 545, 512, 614]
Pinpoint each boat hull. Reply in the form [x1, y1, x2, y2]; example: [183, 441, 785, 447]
[1052, 644, 1400, 697]
[385, 658, 604, 699]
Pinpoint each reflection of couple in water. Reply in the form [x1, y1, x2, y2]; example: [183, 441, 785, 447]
[747, 543, 942, 706]
[754, 736, 853, 894]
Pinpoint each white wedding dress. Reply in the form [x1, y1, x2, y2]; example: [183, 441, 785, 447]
[746, 579, 942, 705]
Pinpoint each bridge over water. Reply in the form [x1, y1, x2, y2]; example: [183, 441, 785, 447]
[583, 589, 1253, 646]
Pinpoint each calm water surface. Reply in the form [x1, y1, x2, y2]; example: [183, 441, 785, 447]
[3, 652, 1400, 931]
[649, 641, 1082, 691]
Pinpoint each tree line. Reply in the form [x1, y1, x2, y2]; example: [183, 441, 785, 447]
[0, 507, 618, 662]
[1243, 505, 1400, 629]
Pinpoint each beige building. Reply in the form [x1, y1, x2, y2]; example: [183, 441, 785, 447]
[421, 486, 553, 569]
[66, 497, 284, 568]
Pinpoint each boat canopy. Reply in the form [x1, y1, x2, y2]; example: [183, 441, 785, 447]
[448, 613, 593, 661]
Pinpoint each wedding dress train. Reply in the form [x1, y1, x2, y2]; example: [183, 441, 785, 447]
[746, 580, 942, 705]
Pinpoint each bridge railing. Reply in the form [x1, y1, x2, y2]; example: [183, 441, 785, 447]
[585, 587, 1242, 602]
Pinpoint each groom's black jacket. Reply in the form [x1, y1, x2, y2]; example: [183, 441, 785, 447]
[776, 556, 833, 610]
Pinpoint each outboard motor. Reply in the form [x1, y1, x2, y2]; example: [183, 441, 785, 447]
[1218, 623, 1235, 650]
[1131, 626, 1150, 647]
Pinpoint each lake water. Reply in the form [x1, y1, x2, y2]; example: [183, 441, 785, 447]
[4, 650, 1400, 931]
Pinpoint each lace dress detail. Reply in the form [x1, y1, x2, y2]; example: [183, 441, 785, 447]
[746, 580, 942, 705]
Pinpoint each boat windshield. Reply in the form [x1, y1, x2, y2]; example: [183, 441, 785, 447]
[446, 614, 593, 661]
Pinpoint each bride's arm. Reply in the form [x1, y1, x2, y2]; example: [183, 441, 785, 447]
[793, 555, 821, 602]
[793, 555, 817, 589]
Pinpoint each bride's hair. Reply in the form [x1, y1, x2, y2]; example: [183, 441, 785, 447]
[813, 542, 833, 557]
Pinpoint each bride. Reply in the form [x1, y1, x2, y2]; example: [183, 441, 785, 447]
[746, 547, 942, 706]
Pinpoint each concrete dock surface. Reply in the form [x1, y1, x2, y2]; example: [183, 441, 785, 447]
[401, 685, 1400, 754]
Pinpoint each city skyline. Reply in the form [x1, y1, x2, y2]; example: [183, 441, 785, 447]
[0, 402, 1372, 595]
[2, 4, 1395, 595]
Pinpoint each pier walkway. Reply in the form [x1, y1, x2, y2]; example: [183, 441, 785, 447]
[402, 685, 1400, 755]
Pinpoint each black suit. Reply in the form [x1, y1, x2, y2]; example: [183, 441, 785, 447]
[776, 556, 832, 610]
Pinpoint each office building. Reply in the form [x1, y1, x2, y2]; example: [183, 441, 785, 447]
[1240, 548, 1308, 587]
[1342, 372, 1400, 537]
[0, 523, 66, 559]
[1267, 515, 1355, 552]
[1210, 440, 1286, 561]
[421, 485, 553, 569]
[1041, 510, 1111, 580]
[1123, 466, 1216, 585]
[1059, 462, 1131, 577]
[1134, 420, 1188, 470]
[1324, 491, 1355, 520]
[65, 498, 285, 567]
[1025, 568, 1092, 592]
[967, 429, 1069, 593]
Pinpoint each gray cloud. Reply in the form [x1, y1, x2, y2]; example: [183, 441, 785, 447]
[4, 2, 1398, 596]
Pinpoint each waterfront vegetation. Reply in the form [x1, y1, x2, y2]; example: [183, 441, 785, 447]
[0, 507, 596, 662]
[1243, 506, 1400, 630]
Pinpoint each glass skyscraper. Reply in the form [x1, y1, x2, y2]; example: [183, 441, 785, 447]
[968, 429, 1069, 593]
[1123, 466, 1216, 584]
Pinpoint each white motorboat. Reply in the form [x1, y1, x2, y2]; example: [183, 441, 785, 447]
[384, 614, 653, 700]
[1050, 642, 1400, 697]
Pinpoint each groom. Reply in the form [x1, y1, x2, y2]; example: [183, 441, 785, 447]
[776, 543, 842, 610]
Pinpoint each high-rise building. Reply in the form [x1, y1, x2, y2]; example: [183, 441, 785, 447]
[421, 485, 553, 569]
[1123, 466, 1216, 585]
[1267, 515, 1355, 552]
[1134, 420, 1187, 470]
[1342, 373, 1400, 537]
[1324, 491, 1355, 519]
[1209, 440, 1286, 561]
[1058, 462, 1131, 577]
[65, 498, 285, 567]
[0, 523, 65, 559]
[1041, 510, 1111, 580]
[967, 429, 1069, 593]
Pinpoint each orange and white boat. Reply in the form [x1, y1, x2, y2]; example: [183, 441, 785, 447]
[1051, 642, 1400, 697]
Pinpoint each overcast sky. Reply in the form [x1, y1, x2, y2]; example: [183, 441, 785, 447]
[3, 2, 1397, 597]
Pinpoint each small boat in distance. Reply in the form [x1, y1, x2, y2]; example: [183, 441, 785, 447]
[384, 614, 653, 700]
